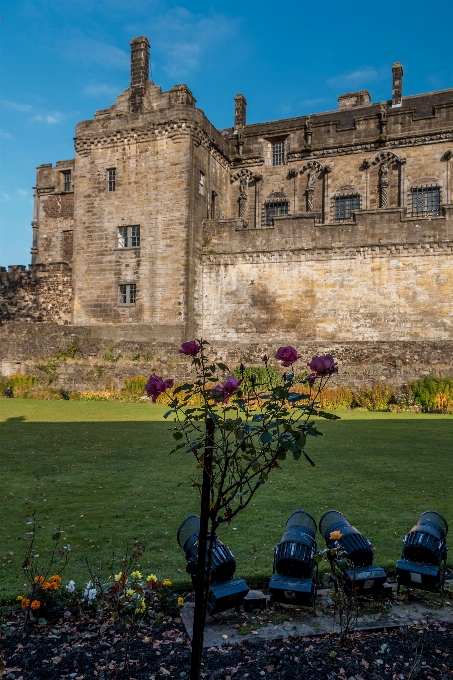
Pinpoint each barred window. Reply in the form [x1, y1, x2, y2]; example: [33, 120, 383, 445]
[118, 283, 136, 306]
[62, 170, 71, 192]
[117, 225, 140, 249]
[411, 186, 440, 217]
[108, 168, 116, 192]
[265, 200, 289, 226]
[333, 194, 361, 222]
[272, 141, 285, 166]
[199, 171, 205, 196]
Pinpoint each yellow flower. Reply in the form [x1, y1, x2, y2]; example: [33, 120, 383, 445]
[147, 574, 157, 583]
[126, 588, 135, 597]
[177, 597, 184, 607]
[135, 599, 146, 613]
[131, 570, 142, 579]
[329, 530, 342, 541]
[114, 572, 123, 582]
[30, 600, 41, 610]
[162, 579, 172, 587]
[16, 595, 23, 601]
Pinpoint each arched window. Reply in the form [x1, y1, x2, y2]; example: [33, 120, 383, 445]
[264, 191, 289, 226]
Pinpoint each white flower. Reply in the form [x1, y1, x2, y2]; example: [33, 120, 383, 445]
[66, 580, 76, 593]
[83, 581, 97, 602]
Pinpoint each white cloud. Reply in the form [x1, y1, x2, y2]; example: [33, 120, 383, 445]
[149, 7, 238, 79]
[2, 100, 33, 113]
[0, 192, 10, 202]
[0, 129, 11, 138]
[60, 35, 129, 70]
[83, 83, 121, 97]
[17, 189, 29, 197]
[326, 67, 385, 89]
[32, 112, 63, 124]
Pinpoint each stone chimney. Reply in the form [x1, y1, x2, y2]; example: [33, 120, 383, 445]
[392, 62, 403, 107]
[130, 36, 150, 113]
[234, 94, 247, 130]
[338, 90, 371, 109]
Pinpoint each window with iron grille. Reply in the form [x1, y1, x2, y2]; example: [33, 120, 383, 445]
[411, 186, 440, 217]
[118, 283, 136, 306]
[199, 171, 205, 195]
[265, 200, 289, 226]
[333, 194, 361, 221]
[117, 225, 140, 249]
[62, 170, 71, 192]
[108, 168, 116, 192]
[272, 141, 285, 166]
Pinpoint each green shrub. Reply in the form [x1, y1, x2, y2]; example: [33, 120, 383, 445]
[123, 376, 148, 394]
[318, 386, 354, 410]
[353, 382, 394, 411]
[410, 375, 453, 411]
[8, 373, 40, 388]
[231, 364, 282, 391]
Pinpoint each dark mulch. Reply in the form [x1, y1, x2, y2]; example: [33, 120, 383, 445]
[2, 611, 453, 679]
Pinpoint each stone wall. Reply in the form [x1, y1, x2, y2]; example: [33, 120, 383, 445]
[1, 322, 453, 390]
[0, 264, 72, 325]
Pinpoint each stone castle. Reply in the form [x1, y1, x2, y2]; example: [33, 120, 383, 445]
[1, 37, 453, 386]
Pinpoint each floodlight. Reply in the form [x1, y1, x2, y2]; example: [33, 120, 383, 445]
[177, 514, 248, 615]
[396, 511, 448, 597]
[269, 510, 317, 606]
[319, 510, 387, 595]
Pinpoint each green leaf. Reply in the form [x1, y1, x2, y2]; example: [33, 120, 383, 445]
[277, 449, 287, 461]
[172, 431, 184, 440]
[37, 617, 47, 625]
[288, 393, 309, 402]
[216, 362, 229, 371]
[259, 431, 273, 444]
[163, 409, 176, 419]
[303, 451, 316, 467]
[314, 553, 323, 564]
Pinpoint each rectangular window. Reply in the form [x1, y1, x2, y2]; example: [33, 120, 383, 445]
[411, 187, 440, 217]
[334, 195, 361, 222]
[272, 141, 285, 166]
[108, 168, 116, 192]
[118, 283, 136, 306]
[62, 170, 71, 192]
[199, 171, 205, 196]
[265, 201, 289, 226]
[117, 225, 140, 249]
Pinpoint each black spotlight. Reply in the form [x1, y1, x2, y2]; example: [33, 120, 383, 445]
[177, 514, 249, 615]
[4, 388, 13, 398]
[269, 510, 317, 606]
[319, 510, 387, 596]
[396, 511, 448, 597]
[60, 389, 70, 400]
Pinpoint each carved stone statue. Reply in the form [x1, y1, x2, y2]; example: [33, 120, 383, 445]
[237, 127, 244, 156]
[306, 168, 317, 211]
[380, 103, 387, 121]
[238, 172, 249, 217]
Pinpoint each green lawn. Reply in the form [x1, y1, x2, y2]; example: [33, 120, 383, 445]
[1, 400, 452, 600]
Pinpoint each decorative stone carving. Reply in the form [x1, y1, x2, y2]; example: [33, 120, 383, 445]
[237, 127, 244, 156]
[230, 169, 260, 219]
[379, 162, 390, 208]
[306, 168, 317, 211]
[304, 116, 313, 149]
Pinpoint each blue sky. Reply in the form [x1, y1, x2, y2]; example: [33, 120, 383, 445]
[1, 0, 452, 267]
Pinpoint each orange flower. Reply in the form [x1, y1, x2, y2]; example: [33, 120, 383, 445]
[42, 581, 51, 589]
[329, 530, 342, 541]
[49, 581, 58, 590]
[49, 574, 62, 584]
[21, 598, 30, 608]
[30, 600, 41, 610]
[34, 575, 44, 583]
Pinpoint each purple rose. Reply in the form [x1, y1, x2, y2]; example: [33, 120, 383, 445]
[145, 374, 174, 402]
[275, 346, 301, 367]
[179, 341, 201, 356]
[211, 376, 242, 404]
[262, 355, 269, 363]
[307, 354, 338, 376]
[306, 373, 317, 385]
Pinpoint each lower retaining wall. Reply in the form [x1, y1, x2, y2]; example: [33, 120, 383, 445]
[1, 323, 453, 390]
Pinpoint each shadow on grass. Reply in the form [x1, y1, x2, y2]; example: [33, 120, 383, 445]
[1, 413, 452, 599]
